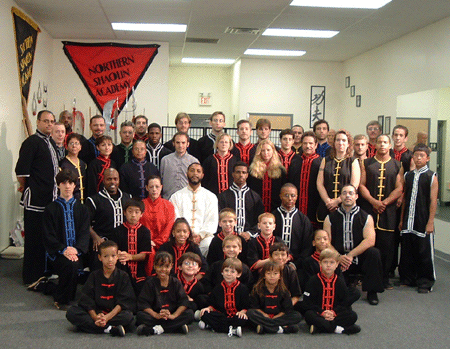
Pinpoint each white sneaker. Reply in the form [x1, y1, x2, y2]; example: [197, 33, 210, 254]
[153, 325, 164, 335]
[194, 310, 201, 321]
[198, 321, 206, 330]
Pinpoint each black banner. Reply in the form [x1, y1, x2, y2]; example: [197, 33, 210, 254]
[12, 7, 40, 105]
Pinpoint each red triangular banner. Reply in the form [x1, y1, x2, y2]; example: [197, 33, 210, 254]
[63, 42, 159, 113]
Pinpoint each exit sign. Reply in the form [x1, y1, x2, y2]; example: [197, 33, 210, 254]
[199, 95, 211, 106]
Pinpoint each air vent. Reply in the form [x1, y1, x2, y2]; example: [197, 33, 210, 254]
[224, 27, 261, 35]
[186, 37, 219, 44]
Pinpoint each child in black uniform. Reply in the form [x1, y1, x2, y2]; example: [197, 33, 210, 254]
[66, 240, 136, 337]
[247, 261, 302, 334]
[199, 258, 249, 337]
[136, 251, 194, 335]
[114, 199, 152, 295]
[303, 249, 360, 335]
[177, 252, 207, 311]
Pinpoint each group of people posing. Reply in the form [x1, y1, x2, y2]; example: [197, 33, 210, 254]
[15, 109, 437, 337]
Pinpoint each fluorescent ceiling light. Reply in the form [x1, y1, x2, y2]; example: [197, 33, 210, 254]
[263, 28, 338, 38]
[182, 58, 236, 64]
[244, 49, 306, 57]
[112, 23, 187, 32]
[290, 0, 392, 9]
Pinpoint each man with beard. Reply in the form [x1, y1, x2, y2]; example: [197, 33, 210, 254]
[86, 168, 131, 269]
[324, 184, 384, 305]
[365, 121, 382, 158]
[16, 110, 59, 285]
[146, 123, 172, 171]
[79, 115, 106, 165]
[134, 115, 149, 142]
[231, 119, 256, 166]
[288, 131, 322, 227]
[170, 163, 219, 257]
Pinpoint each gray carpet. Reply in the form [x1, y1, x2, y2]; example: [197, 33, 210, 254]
[1, 254, 450, 349]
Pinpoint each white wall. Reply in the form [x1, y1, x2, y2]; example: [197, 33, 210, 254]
[168, 65, 232, 126]
[238, 58, 344, 130]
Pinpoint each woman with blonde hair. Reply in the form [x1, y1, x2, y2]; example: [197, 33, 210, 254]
[202, 132, 237, 195]
[248, 139, 286, 212]
[316, 129, 360, 223]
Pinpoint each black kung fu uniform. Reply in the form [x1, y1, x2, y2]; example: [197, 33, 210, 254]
[79, 136, 99, 166]
[231, 142, 256, 166]
[247, 286, 302, 333]
[248, 235, 283, 280]
[202, 153, 237, 195]
[114, 222, 152, 294]
[282, 264, 302, 299]
[317, 156, 354, 223]
[288, 153, 322, 226]
[277, 149, 296, 175]
[164, 136, 200, 161]
[399, 166, 436, 289]
[146, 142, 172, 171]
[328, 206, 384, 293]
[366, 143, 376, 158]
[202, 259, 253, 293]
[86, 188, 131, 241]
[206, 231, 248, 266]
[201, 280, 249, 333]
[136, 276, 194, 331]
[111, 143, 133, 170]
[177, 271, 207, 310]
[66, 268, 136, 333]
[248, 168, 286, 213]
[86, 156, 116, 198]
[43, 197, 90, 304]
[158, 241, 208, 276]
[363, 156, 401, 282]
[218, 183, 265, 236]
[272, 206, 314, 268]
[15, 129, 59, 284]
[390, 147, 413, 173]
[303, 272, 357, 333]
[197, 133, 217, 164]
[119, 159, 159, 199]
[60, 157, 87, 203]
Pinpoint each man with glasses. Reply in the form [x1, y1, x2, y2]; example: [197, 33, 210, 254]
[365, 121, 383, 158]
[16, 110, 59, 285]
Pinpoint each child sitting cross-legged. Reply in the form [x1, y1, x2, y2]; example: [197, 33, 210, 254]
[136, 251, 194, 335]
[198, 258, 249, 338]
[66, 240, 136, 337]
[303, 248, 361, 335]
[247, 261, 302, 334]
[177, 252, 207, 311]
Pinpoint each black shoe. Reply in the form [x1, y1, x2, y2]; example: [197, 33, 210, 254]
[343, 324, 361, 335]
[137, 324, 153, 336]
[180, 324, 189, 334]
[367, 292, 379, 305]
[283, 325, 300, 334]
[418, 287, 430, 294]
[110, 325, 126, 337]
[384, 281, 394, 290]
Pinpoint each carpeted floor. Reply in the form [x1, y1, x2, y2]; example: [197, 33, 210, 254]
[1, 254, 450, 349]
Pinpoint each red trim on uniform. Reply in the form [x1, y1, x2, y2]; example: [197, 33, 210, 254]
[235, 142, 254, 165]
[367, 143, 376, 158]
[123, 221, 142, 280]
[262, 171, 272, 212]
[311, 251, 321, 262]
[172, 243, 190, 272]
[214, 153, 233, 193]
[178, 270, 199, 294]
[393, 147, 407, 162]
[318, 272, 337, 311]
[251, 235, 275, 271]
[96, 155, 111, 192]
[222, 279, 240, 317]
[298, 153, 319, 215]
[278, 150, 295, 173]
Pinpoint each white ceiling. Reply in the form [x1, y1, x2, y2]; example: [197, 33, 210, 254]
[14, 0, 450, 65]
